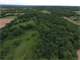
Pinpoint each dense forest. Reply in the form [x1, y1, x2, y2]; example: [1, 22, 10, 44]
[0, 6, 80, 60]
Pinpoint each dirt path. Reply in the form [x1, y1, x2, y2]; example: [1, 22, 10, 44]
[63, 17, 80, 26]
[0, 16, 16, 28]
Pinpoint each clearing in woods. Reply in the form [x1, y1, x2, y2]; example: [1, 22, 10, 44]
[0, 16, 16, 28]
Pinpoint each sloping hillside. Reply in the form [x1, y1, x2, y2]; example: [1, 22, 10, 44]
[0, 9, 79, 60]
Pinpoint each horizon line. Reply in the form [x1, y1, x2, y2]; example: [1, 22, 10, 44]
[0, 4, 80, 7]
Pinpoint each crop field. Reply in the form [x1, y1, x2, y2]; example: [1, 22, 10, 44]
[0, 6, 80, 60]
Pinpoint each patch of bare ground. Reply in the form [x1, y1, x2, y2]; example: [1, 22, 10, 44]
[0, 16, 16, 28]
[77, 49, 80, 60]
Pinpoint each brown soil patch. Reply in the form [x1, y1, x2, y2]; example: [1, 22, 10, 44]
[77, 49, 80, 60]
[0, 16, 16, 28]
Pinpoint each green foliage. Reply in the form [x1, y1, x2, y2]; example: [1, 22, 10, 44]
[0, 8, 79, 60]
